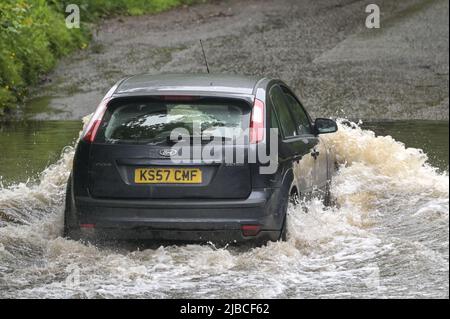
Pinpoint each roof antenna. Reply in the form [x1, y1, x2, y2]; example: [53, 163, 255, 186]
[200, 39, 210, 74]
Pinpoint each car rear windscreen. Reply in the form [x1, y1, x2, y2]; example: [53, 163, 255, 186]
[95, 97, 251, 145]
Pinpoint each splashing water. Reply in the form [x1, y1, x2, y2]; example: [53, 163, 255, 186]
[0, 119, 448, 298]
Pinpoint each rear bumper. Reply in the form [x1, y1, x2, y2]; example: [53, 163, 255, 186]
[77, 228, 280, 243]
[71, 189, 284, 243]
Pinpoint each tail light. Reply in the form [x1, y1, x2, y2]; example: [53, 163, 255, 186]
[82, 83, 118, 143]
[241, 225, 261, 237]
[249, 98, 265, 144]
[80, 223, 95, 229]
[82, 98, 110, 143]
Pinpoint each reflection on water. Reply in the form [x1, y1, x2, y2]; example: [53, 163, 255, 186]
[0, 121, 82, 186]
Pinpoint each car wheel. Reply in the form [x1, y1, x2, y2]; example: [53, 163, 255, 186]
[290, 190, 300, 206]
[279, 187, 299, 242]
[280, 218, 287, 241]
[63, 176, 80, 240]
[323, 182, 332, 207]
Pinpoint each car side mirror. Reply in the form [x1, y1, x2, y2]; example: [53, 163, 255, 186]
[314, 118, 338, 134]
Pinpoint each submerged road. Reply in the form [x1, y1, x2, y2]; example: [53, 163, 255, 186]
[28, 0, 448, 120]
[1, 0, 449, 299]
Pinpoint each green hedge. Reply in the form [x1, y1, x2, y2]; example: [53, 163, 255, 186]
[0, 0, 199, 116]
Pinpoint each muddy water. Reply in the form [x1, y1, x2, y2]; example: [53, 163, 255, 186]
[0, 121, 82, 186]
[0, 120, 448, 298]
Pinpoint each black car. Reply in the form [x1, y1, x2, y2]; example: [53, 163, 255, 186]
[64, 74, 337, 243]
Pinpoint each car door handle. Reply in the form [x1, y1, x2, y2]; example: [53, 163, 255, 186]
[311, 150, 320, 159]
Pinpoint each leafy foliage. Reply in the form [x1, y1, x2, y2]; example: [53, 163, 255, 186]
[0, 0, 199, 116]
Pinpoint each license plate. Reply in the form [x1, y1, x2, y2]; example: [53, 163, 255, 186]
[134, 168, 202, 184]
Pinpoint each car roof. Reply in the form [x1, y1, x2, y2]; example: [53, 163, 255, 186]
[114, 73, 266, 96]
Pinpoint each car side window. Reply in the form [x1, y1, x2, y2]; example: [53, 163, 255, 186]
[281, 86, 312, 135]
[269, 85, 297, 138]
[270, 109, 281, 138]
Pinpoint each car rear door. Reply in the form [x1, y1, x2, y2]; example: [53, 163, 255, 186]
[269, 85, 316, 195]
[280, 85, 328, 192]
[87, 96, 253, 199]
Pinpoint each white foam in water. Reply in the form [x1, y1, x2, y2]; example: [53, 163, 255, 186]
[0, 119, 448, 298]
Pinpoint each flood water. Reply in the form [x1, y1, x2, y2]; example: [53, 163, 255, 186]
[0, 119, 448, 298]
[0, 121, 82, 186]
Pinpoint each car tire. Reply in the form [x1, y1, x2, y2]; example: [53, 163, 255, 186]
[280, 216, 288, 241]
[63, 176, 80, 240]
[323, 182, 332, 207]
[279, 186, 299, 242]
